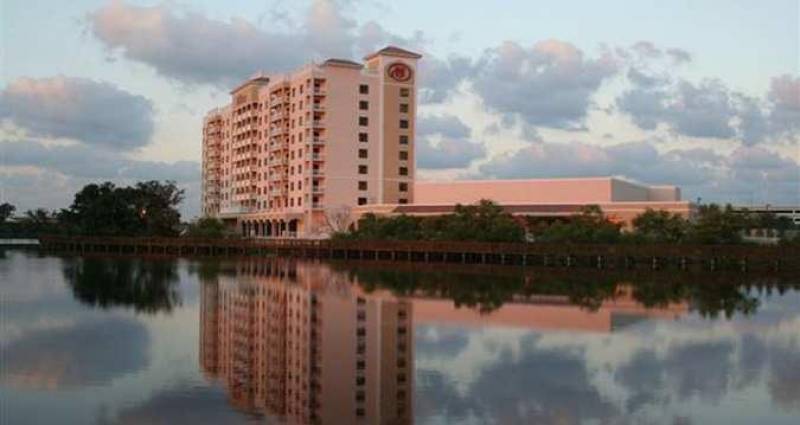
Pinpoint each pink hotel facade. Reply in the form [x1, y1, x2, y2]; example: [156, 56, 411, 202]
[202, 46, 691, 238]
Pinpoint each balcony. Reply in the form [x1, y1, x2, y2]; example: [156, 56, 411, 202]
[311, 169, 324, 177]
[310, 138, 325, 146]
[311, 185, 324, 194]
[307, 153, 324, 161]
[311, 103, 325, 111]
[312, 87, 326, 96]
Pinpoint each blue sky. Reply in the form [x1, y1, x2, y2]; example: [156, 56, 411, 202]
[1, 0, 798, 216]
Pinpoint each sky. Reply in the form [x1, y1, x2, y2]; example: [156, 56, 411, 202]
[1, 0, 798, 218]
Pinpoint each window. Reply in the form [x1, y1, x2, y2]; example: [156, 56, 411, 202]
[399, 135, 409, 145]
[399, 119, 409, 129]
[356, 408, 365, 417]
[357, 327, 366, 337]
[356, 391, 365, 402]
[359, 132, 368, 142]
[359, 165, 368, 174]
[399, 167, 408, 176]
[398, 198, 408, 204]
[358, 197, 368, 205]
[399, 103, 409, 113]
[357, 360, 365, 370]
[359, 100, 369, 110]
[358, 181, 368, 191]
[399, 182, 408, 192]
[359, 149, 368, 159]
[359, 84, 369, 94]
[400, 88, 410, 97]
[399, 151, 408, 160]
[359, 116, 368, 126]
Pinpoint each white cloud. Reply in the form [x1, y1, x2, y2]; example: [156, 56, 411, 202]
[0, 76, 154, 150]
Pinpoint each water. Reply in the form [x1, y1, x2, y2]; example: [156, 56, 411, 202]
[1, 249, 799, 425]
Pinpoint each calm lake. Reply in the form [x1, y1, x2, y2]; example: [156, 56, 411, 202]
[2, 249, 799, 424]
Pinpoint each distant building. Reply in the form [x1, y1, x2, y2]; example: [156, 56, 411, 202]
[359, 177, 691, 227]
[732, 205, 800, 225]
[202, 46, 691, 238]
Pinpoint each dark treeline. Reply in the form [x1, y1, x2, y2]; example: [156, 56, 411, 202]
[1, 181, 185, 238]
[62, 256, 181, 314]
[343, 265, 799, 318]
[335, 201, 799, 245]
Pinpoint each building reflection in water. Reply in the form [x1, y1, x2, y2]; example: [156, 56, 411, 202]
[412, 286, 688, 333]
[200, 259, 413, 424]
[200, 261, 697, 424]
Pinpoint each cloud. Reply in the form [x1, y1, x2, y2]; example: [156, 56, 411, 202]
[88, 0, 311, 85]
[0, 317, 148, 390]
[1, 139, 201, 216]
[416, 115, 486, 169]
[617, 78, 739, 139]
[2, 139, 198, 181]
[766, 74, 800, 142]
[472, 40, 618, 130]
[477, 140, 799, 204]
[0, 76, 154, 150]
[98, 385, 247, 425]
[618, 71, 799, 145]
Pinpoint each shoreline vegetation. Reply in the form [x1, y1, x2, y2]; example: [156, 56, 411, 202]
[2, 180, 798, 246]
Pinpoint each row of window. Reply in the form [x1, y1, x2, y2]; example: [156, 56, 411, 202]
[358, 117, 410, 128]
[358, 133, 410, 145]
[359, 84, 411, 98]
[357, 181, 408, 192]
[358, 100, 410, 113]
[358, 165, 409, 176]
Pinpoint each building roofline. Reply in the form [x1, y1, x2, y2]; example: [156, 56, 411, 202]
[229, 74, 270, 94]
[322, 58, 364, 69]
[363, 45, 423, 61]
[414, 176, 678, 189]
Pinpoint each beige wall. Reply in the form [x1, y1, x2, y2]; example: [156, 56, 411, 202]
[414, 177, 682, 205]
[414, 178, 616, 204]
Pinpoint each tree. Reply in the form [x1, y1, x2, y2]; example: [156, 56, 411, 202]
[631, 209, 689, 243]
[324, 204, 353, 234]
[185, 217, 228, 238]
[0, 202, 15, 223]
[529, 205, 622, 243]
[689, 204, 747, 244]
[59, 180, 185, 236]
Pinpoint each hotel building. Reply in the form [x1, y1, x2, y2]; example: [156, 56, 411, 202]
[202, 46, 692, 238]
[202, 46, 420, 237]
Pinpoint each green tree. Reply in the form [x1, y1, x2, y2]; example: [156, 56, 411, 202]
[59, 180, 185, 236]
[185, 217, 228, 238]
[688, 204, 747, 244]
[0, 202, 15, 223]
[439, 200, 525, 242]
[631, 209, 689, 243]
[530, 205, 622, 243]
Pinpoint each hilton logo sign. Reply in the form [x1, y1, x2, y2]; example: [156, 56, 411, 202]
[387, 62, 413, 82]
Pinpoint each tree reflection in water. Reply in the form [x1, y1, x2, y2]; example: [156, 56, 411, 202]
[62, 256, 181, 313]
[344, 266, 800, 318]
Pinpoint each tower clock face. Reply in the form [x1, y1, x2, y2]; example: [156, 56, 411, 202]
[387, 62, 413, 82]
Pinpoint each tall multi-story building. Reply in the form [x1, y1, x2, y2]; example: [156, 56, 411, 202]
[200, 259, 414, 424]
[202, 46, 421, 237]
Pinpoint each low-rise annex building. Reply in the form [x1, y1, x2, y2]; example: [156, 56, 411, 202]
[202, 46, 692, 238]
